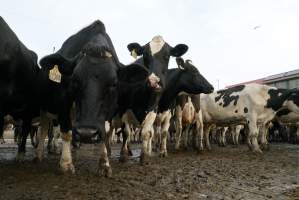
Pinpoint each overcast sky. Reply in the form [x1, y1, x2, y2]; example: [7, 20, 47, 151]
[1, 0, 299, 89]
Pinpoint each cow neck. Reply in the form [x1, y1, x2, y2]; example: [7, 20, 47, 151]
[158, 69, 182, 112]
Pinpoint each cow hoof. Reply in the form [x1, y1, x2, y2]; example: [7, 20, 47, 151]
[260, 144, 270, 151]
[119, 149, 129, 163]
[159, 151, 168, 158]
[0, 138, 5, 144]
[140, 153, 150, 165]
[15, 153, 25, 162]
[107, 149, 112, 157]
[60, 163, 75, 174]
[32, 156, 43, 163]
[197, 148, 204, 154]
[97, 166, 112, 178]
[119, 154, 129, 163]
[128, 149, 133, 157]
[252, 148, 263, 154]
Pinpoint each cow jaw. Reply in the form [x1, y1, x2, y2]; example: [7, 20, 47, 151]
[150, 35, 165, 55]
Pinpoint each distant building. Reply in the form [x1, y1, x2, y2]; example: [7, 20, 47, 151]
[226, 69, 299, 89]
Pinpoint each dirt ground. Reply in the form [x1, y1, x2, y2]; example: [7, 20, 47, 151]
[0, 136, 299, 200]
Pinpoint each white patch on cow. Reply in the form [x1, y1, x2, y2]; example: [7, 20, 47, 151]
[141, 111, 157, 156]
[182, 97, 195, 125]
[278, 92, 282, 96]
[60, 131, 75, 173]
[160, 110, 171, 156]
[105, 121, 110, 133]
[148, 73, 160, 82]
[148, 73, 161, 89]
[53, 126, 61, 152]
[284, 100, 299, 114]
[149, 35, 165, 55]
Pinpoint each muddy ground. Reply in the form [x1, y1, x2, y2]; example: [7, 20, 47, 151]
[0, 136, 299, 200]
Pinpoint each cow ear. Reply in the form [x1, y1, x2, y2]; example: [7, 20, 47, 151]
[170, 44, 188, 57]
[127, 43, 144, 58]
[176, 57, 185, 70]
[118, 63, 149, 83]
[39, 53, 80, 75]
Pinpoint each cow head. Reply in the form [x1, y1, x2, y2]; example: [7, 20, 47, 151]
[283, 89, 299, 114]
[71, 43, 149, 139]
[176, 57, 214, 94]
[127, 36, 188, 92]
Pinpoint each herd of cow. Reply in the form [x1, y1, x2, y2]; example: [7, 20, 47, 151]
[1, 17, 299, 177]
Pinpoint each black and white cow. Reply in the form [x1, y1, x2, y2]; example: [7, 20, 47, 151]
[38, 20, 148, 176]
[0, 17, 40, 160]
[199, 83, 299, 153]
[262, 109, 299, 145]
[117, 36, 188, 164]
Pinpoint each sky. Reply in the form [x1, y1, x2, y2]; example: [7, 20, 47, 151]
[1, 0, 299, 89]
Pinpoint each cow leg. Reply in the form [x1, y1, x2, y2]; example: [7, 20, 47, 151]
[236, 128, 240, 145]
[50, 126, 60, 154]
[147, 126, 154, 156]
[154, 115, 161, 153]
[60, 131, 75, 173]
[204, 125, 212, 150]
[175, 106, 182, 150]
[260, 124, 269, 151]
[222, 128, 227, 146]
[47, 121, 54, 153]
[105, 122, 114, 157]
[248, 119, 262, 154]
[35, 113, 50, 161]
[182, 125, 190, 150]
[30, 126, 38, 148]
[160, 111, 171, 157]
[194, 112, 204, 152]
[296, 123, 299, 144]
[140, 111, 156, 165]
[120, 122, 130, 162]
[97, 141, 112, 177]
[0, 117, 5, 144]
[230, 126, 236, 145]
[16, 119, 31, 162]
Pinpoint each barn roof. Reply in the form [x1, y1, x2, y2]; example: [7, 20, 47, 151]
[226, 68, 299, 88]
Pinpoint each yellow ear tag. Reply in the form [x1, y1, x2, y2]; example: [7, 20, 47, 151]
[131, 49, 138, 59]
[49, 65, 62, 83]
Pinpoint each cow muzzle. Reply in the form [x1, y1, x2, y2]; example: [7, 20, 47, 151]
[148, 73, 161, 91]
[75, 127, 98, 138]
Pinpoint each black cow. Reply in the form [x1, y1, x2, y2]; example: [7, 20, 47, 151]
[38, 20, 148, 176]
[156, 58, 214, 156]
[0, 17, 40, 160]
[117, 36, 188, 164]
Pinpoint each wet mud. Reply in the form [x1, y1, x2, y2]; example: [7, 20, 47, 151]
[0, 140, 298, 200]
